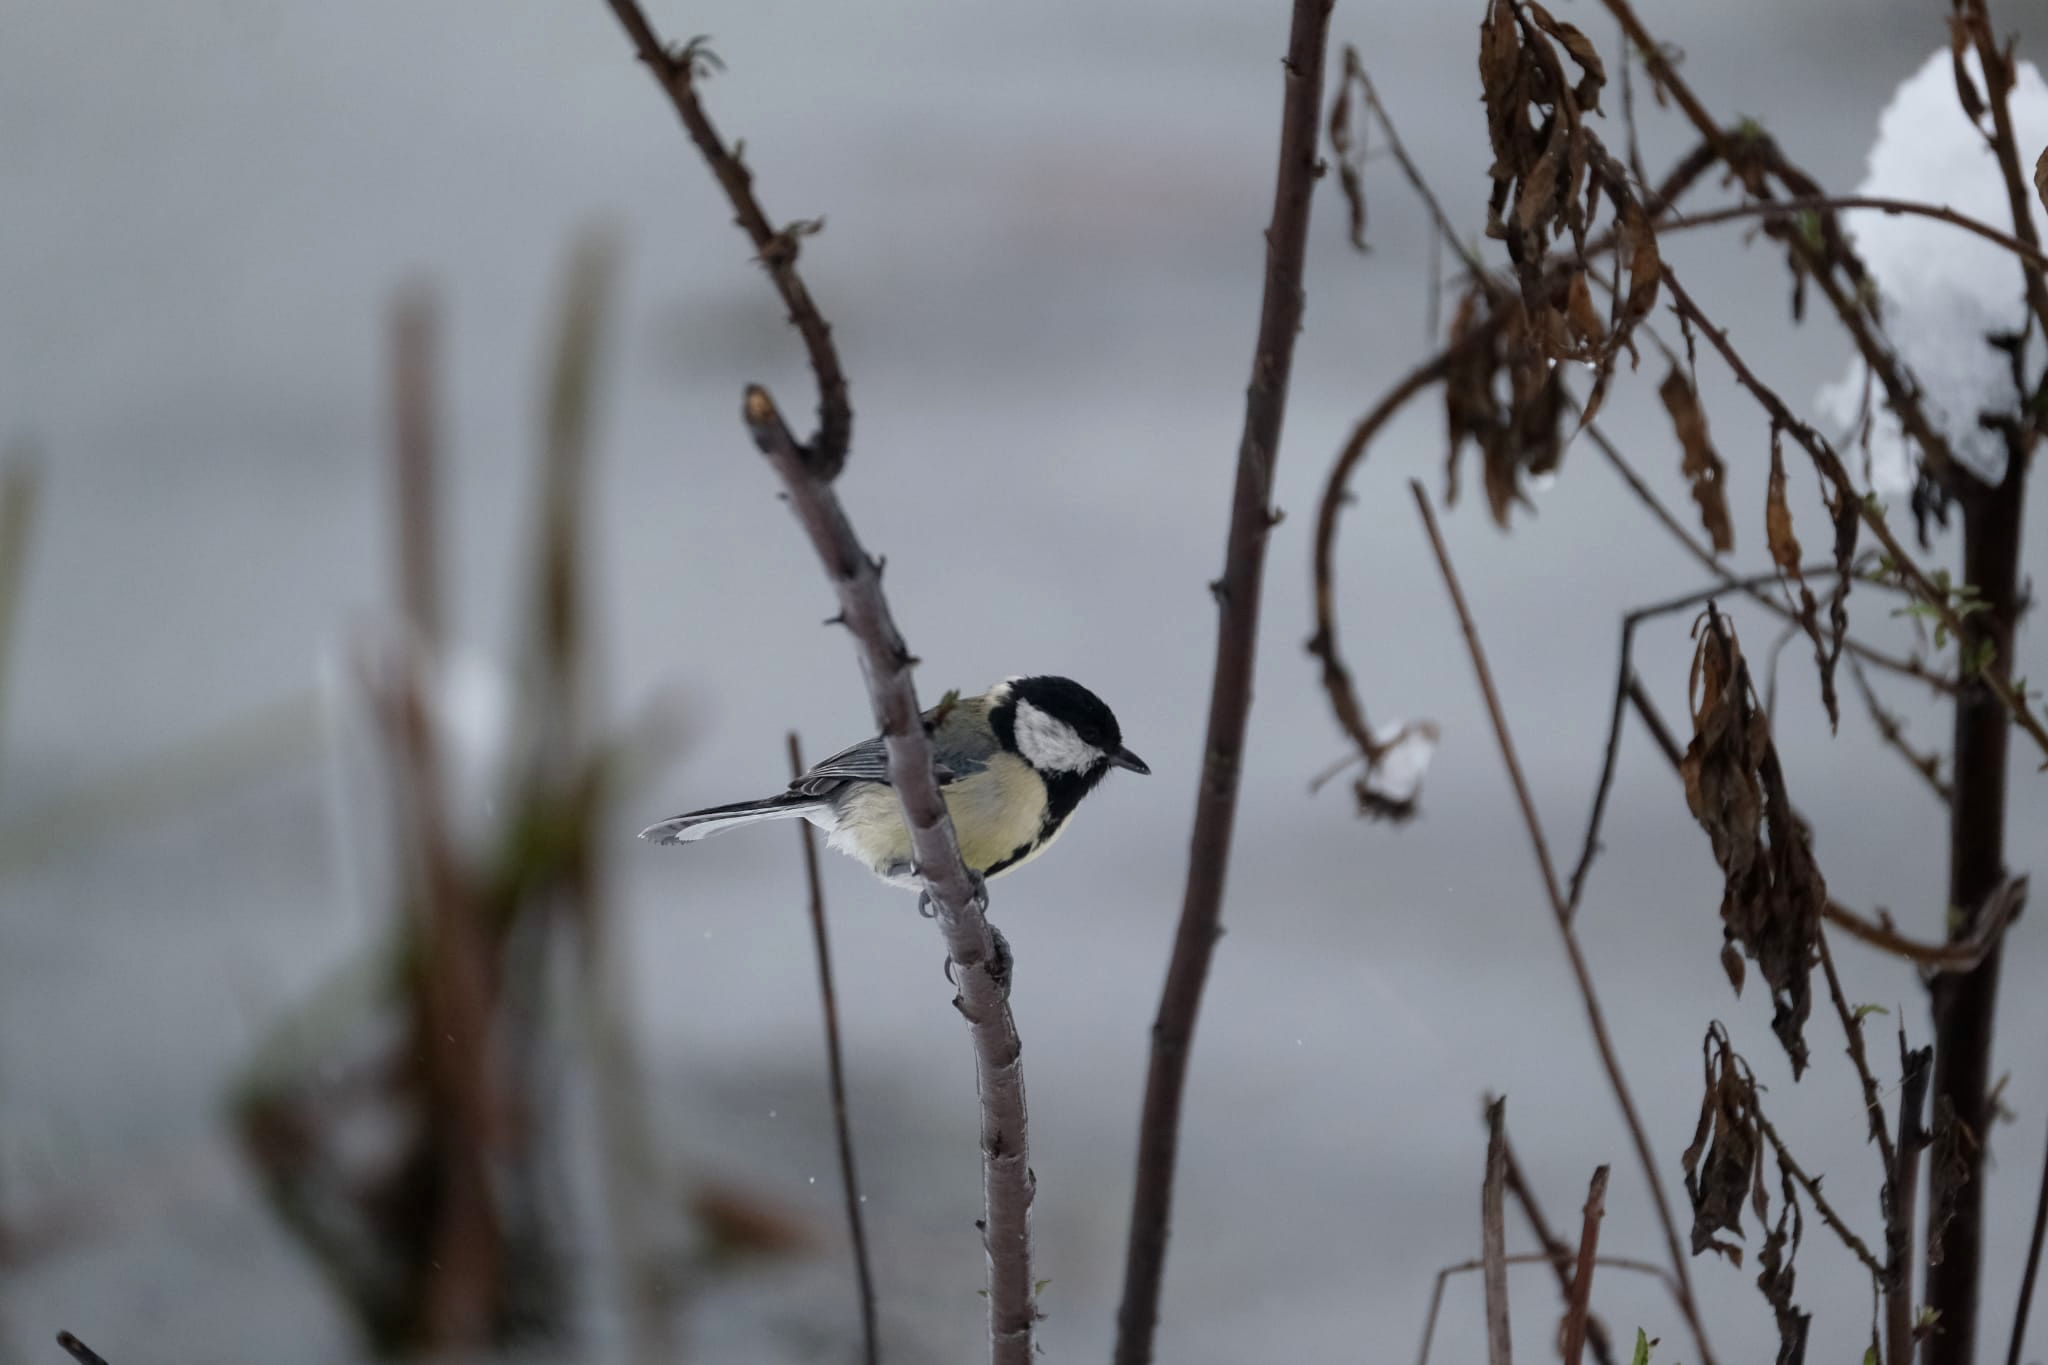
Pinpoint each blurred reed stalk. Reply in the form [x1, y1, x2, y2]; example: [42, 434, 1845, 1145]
[236, 236, 677, 1358]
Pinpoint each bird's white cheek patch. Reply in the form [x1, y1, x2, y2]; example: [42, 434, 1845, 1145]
[1013, 699, 1102, 774]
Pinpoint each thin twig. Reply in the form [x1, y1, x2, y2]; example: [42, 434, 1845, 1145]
[743, 387, 1035, 1360]
[1580, 415, 1949, 697]
[1112, 4, 1335, 1360]
[1651, 265, 2048, 763]
[602, 3, 851, 474]
[0, 449, 40, 762]
[1409, 481, 1717, 1365]
[1956, 0, 2048, 338]
[1754, 1106, 1886, 1279]
[2007, 1113, 2048, 1365]
[1416, 1254, 1683, 1365]
[1656, 194, 2048, 270]
[1847, 651, 1952, 806]
[788, 732, 881, 1365]
[606, 4, 1035, 1350]
[1482, 1098, 1513, 1365]
[1496, 1115, 1618, 1365]
[1561, 1166, 1610, 1365]
[1566, 562, 1906, 915]
[1887, 1032, 1933, 1365]
[55, 1335, 109, 1365]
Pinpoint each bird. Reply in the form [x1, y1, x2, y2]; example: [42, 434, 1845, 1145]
[639, 675, 1149, 892]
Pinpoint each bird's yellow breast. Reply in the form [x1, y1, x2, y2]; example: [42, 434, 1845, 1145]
[826, 755, 1051, 886]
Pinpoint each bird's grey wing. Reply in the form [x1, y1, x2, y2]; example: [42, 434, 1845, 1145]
[790, 697, 997, 796]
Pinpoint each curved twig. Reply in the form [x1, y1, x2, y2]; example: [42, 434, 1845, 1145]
[603, 4, 851, 474]
[1656, 194, 2048, 271]
[1308, 326, 1498, 777]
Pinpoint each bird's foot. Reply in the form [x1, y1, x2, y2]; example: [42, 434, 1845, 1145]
[942, 924, 1013, 994]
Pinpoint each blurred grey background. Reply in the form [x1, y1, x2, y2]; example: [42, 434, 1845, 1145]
[4, 0, 2046, 1360]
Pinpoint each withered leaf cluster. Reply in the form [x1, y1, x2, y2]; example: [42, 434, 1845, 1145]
[1679, 609, 1825, 1076]
[1447, 1, 1665, 527]
[1682, 1023, 1767, 1263]
[1444, 283, 1566, 528]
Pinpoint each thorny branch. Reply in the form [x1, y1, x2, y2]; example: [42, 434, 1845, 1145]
[601, 3, 851, 475]
[1495, 1114, 1619, 1365]
[742, 389, 1036, 1359]
[603, 6, 1035, 1357]
[1561, 1165, 1610, 1365]
[1113, 3, 1336, 1361]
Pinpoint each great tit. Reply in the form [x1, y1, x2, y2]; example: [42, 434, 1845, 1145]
[639, 675, 1149, 888]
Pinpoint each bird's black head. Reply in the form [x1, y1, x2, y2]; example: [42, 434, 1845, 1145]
[989, 675, 1150, 782]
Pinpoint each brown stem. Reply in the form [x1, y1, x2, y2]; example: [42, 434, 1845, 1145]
[1497, 1117, 1618, 1365]
[1657, 194, 2048, 270]
[1561, 1166, 1610, 1365]
[743, 388, 1035, 1361]
[1890, 1036, 1934, 1365]
[789, 733, 881, 1365]
[1416, 1254, 1683, 1365]
[2007, 1113, 2048, 1365]
[1111, 3, 1334, 1359]
[1926, 469, 2027, 1365]
[1581, 418, 1952, 697]
[602, 2, 851, 474]
[1482, 1099, 1513, 1365]
[55, 1335, 109, 1365]
[1409, 481, 1717, 1365]
[391, 291, 442, 652]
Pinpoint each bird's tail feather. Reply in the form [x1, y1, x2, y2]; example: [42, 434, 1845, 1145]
[639, 792, 826, 845]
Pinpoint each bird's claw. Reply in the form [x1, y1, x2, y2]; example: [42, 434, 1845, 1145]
[943, 924, 1013, 994]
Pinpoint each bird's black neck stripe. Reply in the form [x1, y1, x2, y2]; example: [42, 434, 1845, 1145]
[982, 768, 1100, 879]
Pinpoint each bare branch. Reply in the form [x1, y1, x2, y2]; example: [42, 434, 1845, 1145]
[1483, 1098, 1513, 1365]
[743, 387, 1035, 1359]
[1112, 4, 1335, 1360]
[1561, 1166, 1611, 1365]
[788, 732, 880, 1365]
[55, 1335, 109, 1365]
[1410, 480, 1718, 1365]
[1656, 194, 2048, 271]
[2008, 1112, 2048, 1365]
[602, 3, 851, 474]
[1416, 1254, 1683, 1365]
[1496, 1117, 1618, 1365]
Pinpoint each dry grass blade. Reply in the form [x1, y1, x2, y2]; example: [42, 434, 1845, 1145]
[1483, 1098, 1513, 1365]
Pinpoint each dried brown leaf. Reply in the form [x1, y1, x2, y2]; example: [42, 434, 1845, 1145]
[1527, 0, 1606, 111]
[1682, 1024, 1764, 1263]
[2035, 144, 2047, 218]
[1620, 199, 1662, 325]
[1659, 366, 1733, 555]
[1950, 17, 1987, 125]
[1328, 62, 1369, 253]
[1764, 430, 1802, 574]
[1680, 610, 1824, 1076]
[1565, 272, 1605, 349]
[1756, 1165, 1811, 1365]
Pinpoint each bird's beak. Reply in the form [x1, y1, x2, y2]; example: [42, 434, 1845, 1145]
[1111, 745, 1151, 775]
